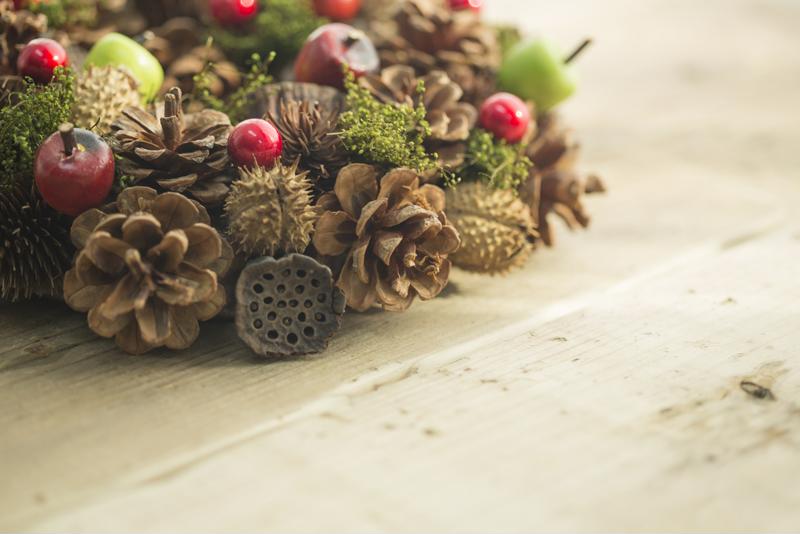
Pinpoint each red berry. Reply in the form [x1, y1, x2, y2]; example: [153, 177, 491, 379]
[448, 0, 483, 12]
[35, 124, 115, 217]
[479, 92, 530, 144]
[312, 0, 362, 21]
[228, 119, 283, 169]
[209, 0, 258, 26]
[16, 38, 69, 84]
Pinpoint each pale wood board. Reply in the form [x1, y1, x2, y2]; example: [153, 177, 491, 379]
[2, 0, 799, 531]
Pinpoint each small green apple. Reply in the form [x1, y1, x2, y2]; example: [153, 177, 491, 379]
[84, 33, 164, 102]
[498, 38, 590, 112]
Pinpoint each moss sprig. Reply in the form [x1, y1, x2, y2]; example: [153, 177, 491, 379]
[458, 129, 532, 190]
[211, 0, 324, 71]
[338, 71, 437, 173]
[193, 50, 275, 123]
[0, 68, 75, 187]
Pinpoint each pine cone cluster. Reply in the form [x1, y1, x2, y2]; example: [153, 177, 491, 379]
[64, 187, 232, 354]
[111, 87, 234, 207]
[72, 65, 140, 133]
[446, 181, 537, 274]
[360, 65, 477, 172]
[314, 164, 460, 311]
[224, 160, 318, 258]
[264, 83, 349, 194]
[0, 1, 47, 76]
[522, 113, 606, 246]
[0, 184, 73, 302]
[372, 0, 501, 107]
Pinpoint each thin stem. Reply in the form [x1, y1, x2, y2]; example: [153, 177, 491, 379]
[564, 38, 593, 64]
[59, 123, 77, 157]
[161, 93, 181, 150]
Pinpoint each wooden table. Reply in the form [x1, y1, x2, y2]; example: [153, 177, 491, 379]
[3, 0, 799, 530]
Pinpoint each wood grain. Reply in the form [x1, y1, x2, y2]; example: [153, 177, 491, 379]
[2, 0, 799, 530]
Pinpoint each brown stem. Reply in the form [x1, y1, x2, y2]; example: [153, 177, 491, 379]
[564, 38, 593, 64]
[344, 31, 363, 50]
[168, 86, 183, 125]
[59, 123, 77, 157]
[161, 93, 181, 150]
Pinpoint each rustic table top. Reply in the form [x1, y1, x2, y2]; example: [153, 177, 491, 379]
[3, 0, 799, 531]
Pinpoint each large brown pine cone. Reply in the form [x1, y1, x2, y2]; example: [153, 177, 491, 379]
[360, 65, 477, 172]
[111, 87, 235, 207]
[0, 1, 47, 75]
[313, 164, 461, 312]
[63, 187, 232, 355]
[371, 0, 500, 107]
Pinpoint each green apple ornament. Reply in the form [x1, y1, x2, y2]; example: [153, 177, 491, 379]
[84, 33, 164, 102]
[498, 38, 591, 112]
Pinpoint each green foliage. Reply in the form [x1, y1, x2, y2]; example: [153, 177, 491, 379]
[458, 129, 532, 190]
[193, 50, 275, 124]
[338, 71, 437, 173]
[29, 0, 97, 28]
[211, 0, 325, 71]
[0, 68, 76, 187]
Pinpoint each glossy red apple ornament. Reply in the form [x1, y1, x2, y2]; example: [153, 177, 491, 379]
[16, 38, 69, 84]
[34, 124, 115, 217]
[479, 92, 531, 144]
[312, 0, 362, 21]
[449, 0, 483, 12]
[228, 119, 282, 169]
[209, 0, 258, 27]
[294, 23, 379, 89]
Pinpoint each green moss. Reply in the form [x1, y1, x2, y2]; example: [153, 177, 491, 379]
[211, 0, 325, 71]
[193, 51, 275, 124]
[29, 0, 98, 28]
[338, 71, 437, 173]
[458, 129, 532, 190]
[0, 68, 76, 187]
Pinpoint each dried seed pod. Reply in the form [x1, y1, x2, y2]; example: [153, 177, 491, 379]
[236, 254, 346, 358]
[446, 181, 538, 274]
[73, 65, 140, 133]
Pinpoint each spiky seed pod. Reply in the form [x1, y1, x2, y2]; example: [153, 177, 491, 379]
[225, 160, 318, 258]
[72, 65, 140, 133]
[446, 181, 538, 275]
[0, 185, 73, 302]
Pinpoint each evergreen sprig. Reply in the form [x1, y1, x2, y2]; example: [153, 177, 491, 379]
[338, 71, 437, 173]
[0, 68, 76, 187]
[458, 129, 532, 190]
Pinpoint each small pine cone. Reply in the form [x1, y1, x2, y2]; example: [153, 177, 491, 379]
[224, 160, 318, 258]
[111, 87, 235, 207]
[446, 181, 538, 274]
[266, 94, 349, 195]
[0, 1, 47, 75]
[236, 254, 346, 358]
[0, 184, 74, 302]
[371, 0, 501, 106]
[64, 187, 232, 354]
[73, 65, 140, 133]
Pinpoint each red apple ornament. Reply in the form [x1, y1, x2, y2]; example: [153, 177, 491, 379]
[209, 0, 258, 27]
[479, 92, 531, 144]
[294, 23, 379, 89]
[16, 38, 69, 84]
[228, 119, 283, 169]
[313, 0, 362, 21]
[34, 124, 115, 217]
[449, 0, 483, 12]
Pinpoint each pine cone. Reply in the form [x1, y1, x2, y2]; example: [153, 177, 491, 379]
[360, 65, 477, 171]
[63, 187, 232, 355]
[0, 1, 47, 76]
[73, 65, 140, 133]
[235, 254, 346, 357]
[253, 81, 345, 121]
[314, 164, 461, 312]
[446, 181, 537, 274]
[111, 87, 235, 207]
[372, 0, 500, 107]
[0, 184, 74, 302]
[265, 92, 348, 195]
[224, 160, 318, 258]
[522, 113, 606, 246]
[360, 0, 402, 21]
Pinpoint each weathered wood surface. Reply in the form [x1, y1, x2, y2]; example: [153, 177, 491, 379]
[2, 0, 799, 531]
